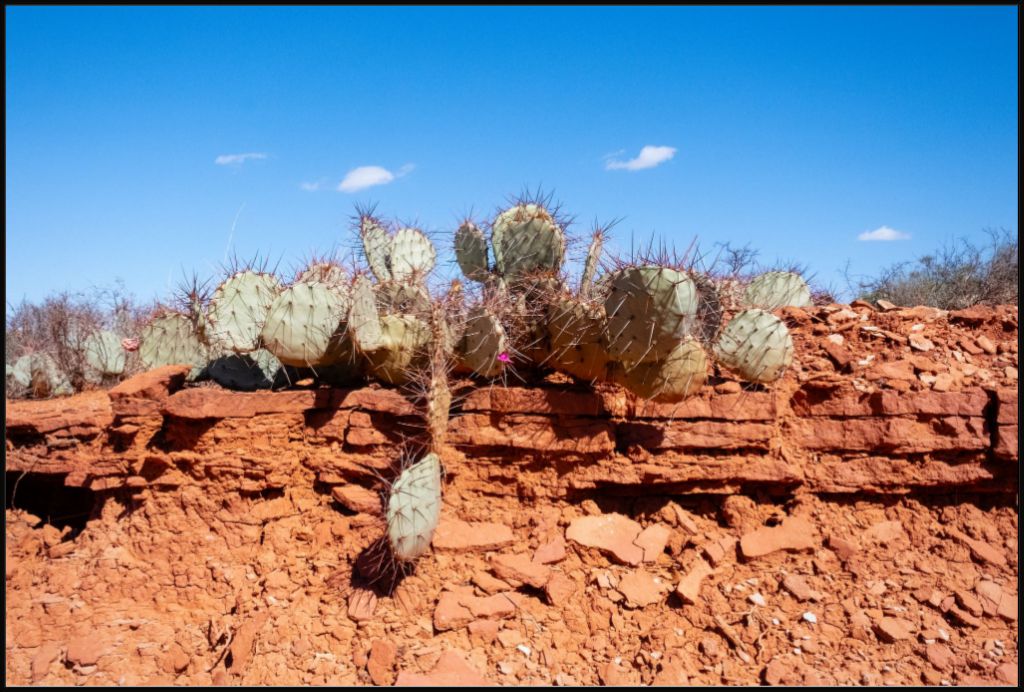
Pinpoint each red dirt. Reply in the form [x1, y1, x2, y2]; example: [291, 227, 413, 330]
[4, 302, 1018, 685]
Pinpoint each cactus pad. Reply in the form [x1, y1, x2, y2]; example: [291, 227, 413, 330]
[492, 203, 565, 279]
[260, 283, 350, 367]
[744, 271, 812, 309]
[84, 330, 127, 376]
[603, 266, 699, 364]
[459, 307, 508, 378]
[546, 297, 610, 381]
[207, 271, 282, 352]
[140, 312, 209, 378]
[454, 222, 490, 282]
[714, 308, 794, 384]
[360, 215, 392, 282]
[387, 452, 442, 562]
[389, 227, 436, 282]
[611, 336, 707, 402]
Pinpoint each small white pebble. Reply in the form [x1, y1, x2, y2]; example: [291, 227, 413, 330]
[803, 612, 818, 624]
[793, 647, 802, 655]
[613, 656, 622, 665]
[994, 639, 1004, 648]
[650, 651, 662, 660]
[498, 661, 514, 675]
[749, 593, 766, 607]
[940, 680, 951, 687]
[937, 628, 950, 642]
[517, 645, 531, 658]
[771, 618, 780, 626]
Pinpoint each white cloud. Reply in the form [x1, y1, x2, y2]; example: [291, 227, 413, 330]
[605, 145, 677, 171]
[337, 163, 414, 193]
[858, 225, 911, 241]
[214, 152, 268, 166]
[300, 181, 323, 191]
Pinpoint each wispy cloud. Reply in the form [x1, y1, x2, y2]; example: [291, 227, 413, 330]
[605, 145, 677, 171]
[214, 152, 268, 166]
[858, 225, 911, 242]
[300, 180, 324, 192]
[337, 163, 414, 193]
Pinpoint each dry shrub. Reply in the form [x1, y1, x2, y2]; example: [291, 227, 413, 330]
[5, 281, 152, 396]
[855, 228, 1018, 309]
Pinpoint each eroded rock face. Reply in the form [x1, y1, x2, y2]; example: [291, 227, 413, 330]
[3, 303, 1018, 685]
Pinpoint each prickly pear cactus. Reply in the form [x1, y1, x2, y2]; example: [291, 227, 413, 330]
[140, 312, 209, 379]
[459, 307, 508, 378]
[454, 222, 489, 282]
[603, 266, 699, 364]
[296, 262, 349, 289]
[611, 336, 707, 402]
[362, 314, 432, 386]
[260, 283, 350, 367]
[207, 271, 282, 352]
[743, 271, 812, 310]
[348, 275, 385, 353]
[360, 214, 392, 283]
[387, 452, 442, 562]
[713, 308, 793, 384]
[207, 349, 283, 391]
[84, 330, 127, 376]
[492, 203, 565, 280]
[580, 229, 604, 298]
[546, 297, 610, 381]
[389, 228, 436, 282]
[376, 281, 433, 316]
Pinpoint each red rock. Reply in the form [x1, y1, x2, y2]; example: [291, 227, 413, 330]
[925, 643, 953, 671]
[870, 359, 918, 382]
[490, 553, 550, 589]
[994, 663, 1018, 686]
[66, 637, 106, 666]
[676, 558, 714, 605]
[565, 514, 644, 566]
[449, 413, 614, 453]
[740, 517, 817, 559]
[467, 619, 500, 644]
[432, 518, 514, 552]
[433, 592, 475, 632]
[876, 299, 897, 311]
[5, 390, 114, 436]
[875, 617, 914, 642]
[864, 520, 906, 545]
[331, 485, 382, 515]
[781, 574, 820, 601]
[947, 529, 1007, 567]
[471, 571, 512, 595]
[395, 650, 490, 686]
[634, 524, 671, 563]
[367, 639, 397, 686]
[909, 334, 935, 352]
[228, 612, 269, 673]
[108, 365, 190, 416]
[975, 336, 997, 354]
[617, 570, 669, 608]
[702, 536, 737, 566]
[347, 588, 378, 623]
[827, 535, 858, 560]
[544, 571, 576, 605]
[954, 590, 983, 617]
[946, 605, 981, 628]
[160, 643, 190, 675]
[532, 535, 567, 565]
[31, 642, 62, 682]
[651, 658, 689, 686]
[974, 581, 1018, 622]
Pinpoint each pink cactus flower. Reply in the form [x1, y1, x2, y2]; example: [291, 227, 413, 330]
[121, 338, 140, 352]
[497, 352, 510, 363]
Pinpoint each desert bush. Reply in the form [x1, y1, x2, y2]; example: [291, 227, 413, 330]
[855, 228, 1018, 310]
[5, 281, 152, 397]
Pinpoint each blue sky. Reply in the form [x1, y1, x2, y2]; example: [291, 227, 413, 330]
[6, 6, 1018, 305]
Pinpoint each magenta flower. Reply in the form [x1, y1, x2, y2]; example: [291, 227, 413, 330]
[497, 352, 510, 363]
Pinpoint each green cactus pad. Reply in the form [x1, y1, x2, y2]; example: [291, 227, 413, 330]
[362, 314, 432, 385]
[714, 308, 794, 384]
[84, 330, 127, 376]
[459, 307, 508, 378]
[207, 349, 283, 391]
[546, 297, 610, 381]
[389, 227, 436, 282]
[387, 453, 442, 562]
[743, 271, 812, 309]
[611, 336, 707, 402]
[140, 312, 209, 378]
[492, 203, 565, 279]
[260, 283, 350, 367]
[580, 230, 604, 298]
[296, 262, 349, 289]
[454, 222, 490, 282]
[375, 281, 433, 316]
[207, 271, 282, 353]
[603, 266, 700, 364]
[348, 275, 384, 353]
[10, 355, 33, 387]
[360, 215, 392, 282]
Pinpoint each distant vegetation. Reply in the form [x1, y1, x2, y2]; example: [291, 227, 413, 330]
[853, 228, 1018, 310]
